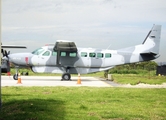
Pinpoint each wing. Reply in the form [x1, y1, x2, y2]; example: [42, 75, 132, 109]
[1, 44, 27, 57]
[2, 45, 26, 48]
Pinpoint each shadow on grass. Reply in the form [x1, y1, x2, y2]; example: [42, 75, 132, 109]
[0, 98, 65, 120]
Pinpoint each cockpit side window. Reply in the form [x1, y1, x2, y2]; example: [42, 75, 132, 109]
[52, 51, 57, 56]
[32, 48, 45, 55]
[42, 51, 50, 56]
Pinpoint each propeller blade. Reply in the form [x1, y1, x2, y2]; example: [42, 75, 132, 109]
[4, 50, 10, 58]
[5, 50, 8, 58]
[1, 48, 5, 57]
[7, 51, 10, 55]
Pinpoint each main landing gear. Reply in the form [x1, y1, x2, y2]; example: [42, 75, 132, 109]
[61, 73, 71, 81]
[61, 66, 71, 81]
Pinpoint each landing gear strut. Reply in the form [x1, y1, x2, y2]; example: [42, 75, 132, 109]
[61, 73, 71, 81]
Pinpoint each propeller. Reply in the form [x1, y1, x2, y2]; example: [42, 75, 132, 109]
[1, 49, 10, 57]
[1, 48, 11, 75]
[1, 42, 26, 75]
[5, 50, 10, 58]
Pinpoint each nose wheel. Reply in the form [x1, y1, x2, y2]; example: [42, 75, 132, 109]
[13, 74, 18, 80]
[13, 66, 19, 80]
[62, 73, 71, 81]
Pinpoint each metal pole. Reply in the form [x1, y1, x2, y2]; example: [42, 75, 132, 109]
[0, 0, 2, 108]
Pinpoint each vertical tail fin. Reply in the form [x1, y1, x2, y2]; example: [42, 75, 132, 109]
[142, 25, 161, 54]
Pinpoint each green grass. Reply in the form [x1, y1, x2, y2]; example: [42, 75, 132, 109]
[0, 87, 166, 120]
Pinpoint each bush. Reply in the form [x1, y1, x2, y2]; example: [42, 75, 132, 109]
[107, 61, 157, 75]
[108, 68, 151, 75]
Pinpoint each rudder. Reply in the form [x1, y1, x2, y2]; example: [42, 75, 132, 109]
[142, 25, 161, 54]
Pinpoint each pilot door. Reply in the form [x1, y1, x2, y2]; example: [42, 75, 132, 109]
[31, 48, 56, 66]
[37, 50, 52, 66]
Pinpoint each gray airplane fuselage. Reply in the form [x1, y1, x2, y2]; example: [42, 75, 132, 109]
[9, 47, 116, 74]
[8, 45, 159, 74]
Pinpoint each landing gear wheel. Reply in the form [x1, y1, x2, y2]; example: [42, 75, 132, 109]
[13, 74, 18, 80]
[62, 73, 71, 81]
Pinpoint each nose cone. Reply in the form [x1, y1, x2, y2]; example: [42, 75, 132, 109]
[8, 53, 33, 66]
[2, 56, 8, 61]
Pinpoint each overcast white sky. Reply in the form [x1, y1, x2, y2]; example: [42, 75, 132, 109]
[2, 0, 166, 62]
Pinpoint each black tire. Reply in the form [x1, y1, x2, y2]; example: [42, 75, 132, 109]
[62, 73, 71, 80]
[13, 74, 18, 80]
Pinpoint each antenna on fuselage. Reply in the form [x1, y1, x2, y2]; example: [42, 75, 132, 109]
[106, 44, 111, 50]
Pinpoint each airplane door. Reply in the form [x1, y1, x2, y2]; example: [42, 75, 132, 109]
[49, 51, 57, 65]
[38, 50, 51, 65]
[31, 55, 39, 66]
[60, 51, 79, 66]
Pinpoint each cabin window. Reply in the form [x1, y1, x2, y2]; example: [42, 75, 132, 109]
[105, 53, 112, 58]
[97, 53, 103, 58]
[32, 48, 45, 55]
[61, 52, 66, 56]
[89, 53, 96, 57]
[52, 51, 57, 56]
[42, 51, 50, 56]
[70, 52, 77, 57]
[81, 52, 87, 57]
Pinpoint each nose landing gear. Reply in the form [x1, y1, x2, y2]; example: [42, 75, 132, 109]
[13, 74, 18, 80]
[13, 67, 19, 80]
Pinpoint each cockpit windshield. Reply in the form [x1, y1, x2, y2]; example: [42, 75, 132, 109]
[32, 48, 45, 55]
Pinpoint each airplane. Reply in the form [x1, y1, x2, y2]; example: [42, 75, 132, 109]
[2, 25, 162, 80]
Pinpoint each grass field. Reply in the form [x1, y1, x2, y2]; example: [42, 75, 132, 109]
[0, 87, 166, 120]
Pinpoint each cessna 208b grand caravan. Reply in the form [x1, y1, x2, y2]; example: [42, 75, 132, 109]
[3, 25, 162, 80]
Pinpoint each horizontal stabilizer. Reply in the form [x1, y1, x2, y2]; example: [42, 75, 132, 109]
[140, 52, 160, 60]
[140, 52, 158, 56]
